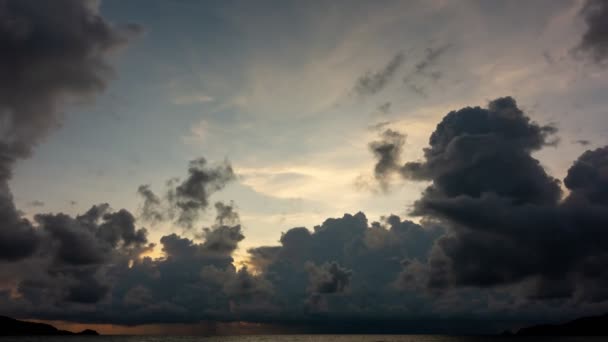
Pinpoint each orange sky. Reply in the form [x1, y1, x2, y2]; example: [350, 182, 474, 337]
[26, 319, 286, 335]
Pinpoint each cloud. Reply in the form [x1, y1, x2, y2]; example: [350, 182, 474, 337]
[212, 201, 240, 226]
[0, 0, 253, 320]
[413, 46, 450, 74]
[198, 202, 244, 256]
[27, 200, 44, 207]
[305, 261, 352, 311]
[368, 121, 392, 131]
[138, 158, 236, 228]
[575, 0, 608, 65]
[8, 113, 608, 326]
[169, 158, 236, 228]
[368, 97, 608, 303]
[245, 212, 442, 319]
[354, 52, 405, 97]
[171, 94, 214, 105]
[574, 139, 591, 146]
[0, 0, 138, 261]
[403, 45, 450, 97]
[137, 185, 164, 222]
[1, 190, 274, 324]
[306, 261, 352, 294]
[9, 204, 152, 309]
[564, 146, 608, 205]
[402, 97, 561, 204]
[369, 129, 407, 191]
[2, 0, 608, 325]
[377, 102, 392, 114]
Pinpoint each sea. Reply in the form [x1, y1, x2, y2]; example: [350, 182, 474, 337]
[0, 336, 607, 342]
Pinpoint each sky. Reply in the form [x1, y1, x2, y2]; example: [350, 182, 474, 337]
[1, 0, 608, 335]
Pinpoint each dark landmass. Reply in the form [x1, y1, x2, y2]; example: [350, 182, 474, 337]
[510, 313, 608, 336]
[0, 316, 99, 336]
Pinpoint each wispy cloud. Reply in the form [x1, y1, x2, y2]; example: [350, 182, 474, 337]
[354, 52, 405, 97]
[171, 93, 214, 105]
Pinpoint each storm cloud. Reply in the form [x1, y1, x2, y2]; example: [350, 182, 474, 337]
[0, 0, 138, 260]
[1, 199, 273, 325]
[0, 203, 153, 315]
[576, 0, 608, 65]
[245, 212, 443, 319]
[363, 97, 608, 303]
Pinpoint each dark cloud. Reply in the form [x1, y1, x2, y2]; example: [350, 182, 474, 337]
[354, 52, 405, 97]
[0, 188, 38, 261]
[224, 266, 272, 298]
[574, 139, 591, 146]
[0, 151, 248, 324]
[305, 261, 352, 311]
[213, 201, 239, 226]
[402, 97, 561, 204]
[137, 184, 164, 222]
[245, 212, 442, 319]
[0, 0, 138, 260]
[576, 0, 608, 65]
[247, 246, 281, 273]
[11, 204, 152, 308]
[564, 146, 608, 205]
[199, 202, 244, 256]
[306, 261, 352, 294]
[369, 97, 608, 304]
[369, 129, 406, 191]
[3, 199, 274, 324]
[138, 158, 236, 228]
[169, 158, 235, 228]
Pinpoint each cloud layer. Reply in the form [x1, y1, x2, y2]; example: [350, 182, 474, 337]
[3, 95, 608, 331]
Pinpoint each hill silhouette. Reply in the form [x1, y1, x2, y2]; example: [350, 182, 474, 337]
[0, 316, 99, 336]
[515, 313, 608, 336]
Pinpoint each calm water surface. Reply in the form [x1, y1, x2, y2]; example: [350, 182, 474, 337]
[1, 336, 607, 342]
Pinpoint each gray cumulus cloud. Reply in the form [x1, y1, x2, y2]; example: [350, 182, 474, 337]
[576, 0, 608, 65]
[368, 97, 608, 304]
[138, 158, 236, 228]
[369, 129, 407, 192]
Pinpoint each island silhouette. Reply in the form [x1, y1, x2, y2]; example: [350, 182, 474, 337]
[0, 316, 98, 336]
